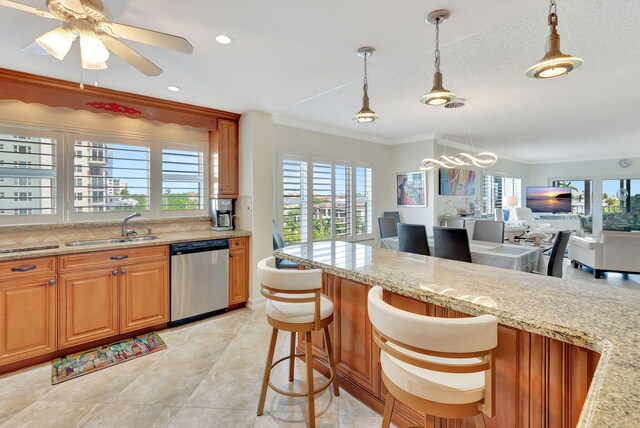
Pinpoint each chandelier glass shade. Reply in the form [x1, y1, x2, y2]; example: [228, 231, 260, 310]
[79, 29, 110, 66]
[420, 10, 456, 106]
[353, 47, 379, 123]
[36, 27, 74, 60]
[420, 152, 498, 171]
[525, 0, 583, 79]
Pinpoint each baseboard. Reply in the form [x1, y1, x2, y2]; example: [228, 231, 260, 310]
[247, 296, 266, 311]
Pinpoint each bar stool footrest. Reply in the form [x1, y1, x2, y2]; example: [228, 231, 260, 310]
[268, 353, 335, 397]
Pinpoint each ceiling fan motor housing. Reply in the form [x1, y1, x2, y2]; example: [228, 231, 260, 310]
[46, 0, 108, 23]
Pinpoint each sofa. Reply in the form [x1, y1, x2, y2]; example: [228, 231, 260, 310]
[569, 230, 640, 278]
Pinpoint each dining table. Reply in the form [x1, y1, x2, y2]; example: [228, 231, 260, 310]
[379, 236, 545, 273]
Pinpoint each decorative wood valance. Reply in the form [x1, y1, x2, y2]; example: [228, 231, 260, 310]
[0, 68, 240, 131]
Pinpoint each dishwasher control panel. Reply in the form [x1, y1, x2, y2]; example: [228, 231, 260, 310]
[170, 239, 229, 255]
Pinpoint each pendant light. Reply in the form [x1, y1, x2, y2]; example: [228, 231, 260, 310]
[525, 0, 583, 79]
[419, 10, 456, 106]
[352, 46, 379, 123]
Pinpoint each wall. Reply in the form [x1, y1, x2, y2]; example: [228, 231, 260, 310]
[273, 124, 394, 245]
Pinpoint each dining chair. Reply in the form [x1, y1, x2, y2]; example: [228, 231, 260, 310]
[546, 230, 572, 278]
[383, 211, 401, 234]
[379, 217, 398, 239]
[272, 219, 298, 269]
[473, 220, 505, 243]
[433, 226, 472, 263]
[397, 223, 430, 256]
[440, 218, 465, 228]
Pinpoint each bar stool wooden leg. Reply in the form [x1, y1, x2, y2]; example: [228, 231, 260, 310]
[304, 331, 316, 428]
[474, 414, 486, 428]
[322, 325, 340, 396]
[381, 392, 395, 428]
[289, 332, 296, 382]
[257, 327, 279, 416]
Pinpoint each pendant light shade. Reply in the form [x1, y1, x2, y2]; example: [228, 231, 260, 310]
[353, 46, 379, 123]
[36, 27, 75, 60]
[525, 0, 583, 79]
[79, 29, 110, 67]
[420, 10, 456, 107]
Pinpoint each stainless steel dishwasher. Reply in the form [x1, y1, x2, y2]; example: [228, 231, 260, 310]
[170, 239, 229, 325]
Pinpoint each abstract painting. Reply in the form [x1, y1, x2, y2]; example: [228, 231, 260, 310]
[396, 171, 426, 206]
[439, 168, 476, 195]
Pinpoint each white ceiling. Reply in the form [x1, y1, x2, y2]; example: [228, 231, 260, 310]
[0, 0, 639, 163]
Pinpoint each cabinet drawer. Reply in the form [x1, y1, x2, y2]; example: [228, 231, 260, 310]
[0, 257, 56, 280]
[59, 245, 168, 272]
[230, 237, 246, 249]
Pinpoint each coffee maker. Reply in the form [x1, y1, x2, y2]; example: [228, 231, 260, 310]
[210, 198, 234, 231]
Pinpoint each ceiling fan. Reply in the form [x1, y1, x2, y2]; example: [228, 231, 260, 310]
[0, 0, 193, 76]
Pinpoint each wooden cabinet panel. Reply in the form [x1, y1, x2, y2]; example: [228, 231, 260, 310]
[58, 269, 119, 349]
[119, 260, 169, 334]
[0, 277, 56, 365]
[58, 245, 168, 272]
[0, 257, 56, 280]
[218, 119, 239, 197]
[229, 239, 249, 305]
[334, 278, 377, 395]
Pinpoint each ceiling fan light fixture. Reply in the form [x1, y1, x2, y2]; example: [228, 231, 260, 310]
[352, 46, 379, 123]
[36, 26, 74, 60]
[80, 29, 109, 65]
[525, 0, 583, 79]
[81, 59, 107, 70]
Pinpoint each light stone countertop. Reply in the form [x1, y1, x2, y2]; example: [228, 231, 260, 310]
[275, 241, 640, 428]
[0, 229, 251, 262]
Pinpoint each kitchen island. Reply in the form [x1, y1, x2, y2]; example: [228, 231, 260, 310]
[275, 241, 640, 428]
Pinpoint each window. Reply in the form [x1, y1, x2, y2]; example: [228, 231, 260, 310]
[552, 180, 593, 215]
[74, 192, 82, 201]
[280, 155, 373, 245]
[482, 174, 522, 214]
[73, 139, 150, 213]
[602, 179, 640, 231]
[161, 148, 205, 211]
[0, 131, 56, 217]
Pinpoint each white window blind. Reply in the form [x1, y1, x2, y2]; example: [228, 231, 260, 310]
[0, 132, 56, 216]
[282, 158, 308, 245]
[335, 164, 352, 238]
[162, 148, 205, 211]
[73, 139, 150, 213]
[355, 166, 373, 235]
[312, 162, 333, 241]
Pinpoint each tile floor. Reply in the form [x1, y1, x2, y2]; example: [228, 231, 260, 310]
[0, 262, 636, 428]
[0, 308, 388, 428]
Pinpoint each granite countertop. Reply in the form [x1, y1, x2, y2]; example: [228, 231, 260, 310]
[275, 241, 640, 428]
[0, 229, 251, 261]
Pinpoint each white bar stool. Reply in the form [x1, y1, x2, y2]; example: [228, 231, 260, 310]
[368, 286, 498, 428]
[256, 257, 340, 428]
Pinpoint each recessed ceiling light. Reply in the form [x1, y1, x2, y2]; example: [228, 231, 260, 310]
[167, 85, 181, 92]
[215, 34, 233, 45]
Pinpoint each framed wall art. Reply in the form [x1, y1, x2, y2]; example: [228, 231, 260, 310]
[396, 171, 426, 207]
[439, 168, 476, 195]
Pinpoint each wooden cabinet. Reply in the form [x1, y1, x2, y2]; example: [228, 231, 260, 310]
[0, 275, 56, 365]
[57, 246, 169, 349]
[228, 237, 249, 305]
[58, 268, 119, 348]
[209, 119, 239, 198]
[119, 260, 169, 334]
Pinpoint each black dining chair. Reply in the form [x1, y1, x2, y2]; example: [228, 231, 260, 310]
[432, 226, 472, 263]
[546, 230, 571, 278]
[397, 223, 430, 256]
[472, 220, 505, 243]
[272, 219, 298, 269]
[378, 217, 398, 239]
[383, 211, 401, 233]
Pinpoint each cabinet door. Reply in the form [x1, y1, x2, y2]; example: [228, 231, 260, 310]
[215, 119, 239, 198]
[0, 277, 56, 365]
[229, 243, 249, 305]
[58, 269, 119, 349]
[119, 260, 169, 334]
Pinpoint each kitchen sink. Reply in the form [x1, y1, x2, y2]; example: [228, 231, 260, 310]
[65, 236, 159, 247]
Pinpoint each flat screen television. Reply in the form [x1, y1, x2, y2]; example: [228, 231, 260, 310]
[525, 187, 572, 213]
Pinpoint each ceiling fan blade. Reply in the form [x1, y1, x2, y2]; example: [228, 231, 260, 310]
[21, 41, 49, 55]
[101, 37, 163, 76]
[57, 0, 84, 14]
[0, 0, 56, 19]
[101, 22, 193, 54]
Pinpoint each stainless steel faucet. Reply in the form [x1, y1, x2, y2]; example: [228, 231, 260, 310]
[122, 211, 142, 237]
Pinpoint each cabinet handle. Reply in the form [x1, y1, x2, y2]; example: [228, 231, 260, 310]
[11, 265, 37, 272]
[110, 255, 129, 260]
[112, 270, 118, 276]
[48, 279, 55, 285]
[121, 269, 127, 275]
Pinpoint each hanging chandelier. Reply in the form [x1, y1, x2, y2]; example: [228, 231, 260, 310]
[352, 46, 379, 123]
[525, 0, 583, 79]
[419, 10, 456, 106]
[420, 151, 498, 171]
